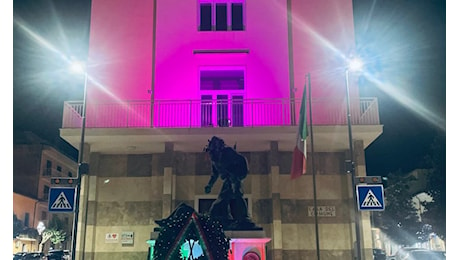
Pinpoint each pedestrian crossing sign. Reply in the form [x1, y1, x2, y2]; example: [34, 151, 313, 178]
[48, 187, 76, 212]
[356, 184, 385, 211]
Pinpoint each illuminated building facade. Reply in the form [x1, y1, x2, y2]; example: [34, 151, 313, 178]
[60, 0, 383, 259]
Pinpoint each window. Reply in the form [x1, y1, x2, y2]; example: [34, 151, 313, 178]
[41, 211, 47, 221]
[201, 95, 213, 127]
[200, 4, 212, 31]
[24, 213, 30, 227]
[68, 171, 73, 177]
[215, 4, 227, 31]
[43, 185, 50, 199]
[44, 160, 52, 176]
[231, 3, 243, 30]
[198, 1, 245, 31]
[57, 166, 62, 172]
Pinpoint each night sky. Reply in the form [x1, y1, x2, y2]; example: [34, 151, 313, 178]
[12, 0, 447, 176]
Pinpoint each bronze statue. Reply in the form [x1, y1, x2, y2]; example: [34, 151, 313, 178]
[203, 136, 257, 230]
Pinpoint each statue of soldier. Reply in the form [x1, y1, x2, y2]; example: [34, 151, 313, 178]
[204, 136, 256, 229]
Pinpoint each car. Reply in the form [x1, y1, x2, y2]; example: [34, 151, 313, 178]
[46, 250, 70, 260]
[13, 252, 45, 260]
[13, 252, 26, 260]
[391, 247, 446, 260]
[372, 248, 387, 260]
[405, 250, 445, 260]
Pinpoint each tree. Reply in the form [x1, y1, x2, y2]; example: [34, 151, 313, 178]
[13, 213, 39, 239]
[13, 214, 23, 238]
[374, 171, 422, 246]
[420, 132, 446, 240]
[40, 215, 67, 252]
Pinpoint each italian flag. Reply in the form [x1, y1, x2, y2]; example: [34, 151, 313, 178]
[290, 83, 308, 180]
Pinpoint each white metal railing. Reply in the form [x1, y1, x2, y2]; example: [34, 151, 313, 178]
[62, 97, 380, 128]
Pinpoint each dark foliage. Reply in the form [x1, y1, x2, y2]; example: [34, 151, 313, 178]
[420, 132, 446, 240]
[374, 172, 422, 246]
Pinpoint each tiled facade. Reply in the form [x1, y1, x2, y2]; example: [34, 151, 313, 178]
[76, 140, 374, 259]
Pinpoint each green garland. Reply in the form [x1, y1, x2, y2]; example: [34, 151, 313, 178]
[153, 206, 230, 260]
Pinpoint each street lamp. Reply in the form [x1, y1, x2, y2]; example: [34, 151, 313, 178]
[345, 57, 363, 260]
[69, 61, 89, 260]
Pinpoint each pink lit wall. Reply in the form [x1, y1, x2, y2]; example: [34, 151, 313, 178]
[87, 0, 153, 103]
[291, 0, 357, 100]
[85, 0, 357, 127]
[86, 0, 154, 126]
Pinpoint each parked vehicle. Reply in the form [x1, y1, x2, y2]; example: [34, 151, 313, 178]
[46, 250, 70, 260]
[372, 248, 387, 260]
[13, 252, 45, 260]
[388, 247, 446, 260]
[13, 252, 26, 260]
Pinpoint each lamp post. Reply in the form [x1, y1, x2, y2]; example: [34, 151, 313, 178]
[345, 57, 363, 260]
[70, 61, 89, 260]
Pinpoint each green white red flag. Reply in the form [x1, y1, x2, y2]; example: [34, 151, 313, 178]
[290, 83, 308, 179]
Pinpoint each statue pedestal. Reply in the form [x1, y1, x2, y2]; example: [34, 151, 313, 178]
[225, 230, 271, 260]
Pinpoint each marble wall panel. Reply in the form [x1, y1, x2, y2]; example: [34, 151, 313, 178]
[98, 155, 128, 177]
[175, 176, 196, 200]
[248, 152, 269, 175]
[127, 154, 152, 177]
[96, 177, 153, 202]
[279, 151, 294, 175]
[252, 198, 273, 224]
[194, 152, 212, 175]
[123, 201, 155, 225]
[96, 201, 125, 226]
[174, 152, 196, 176]
[96, 200, 163, 226]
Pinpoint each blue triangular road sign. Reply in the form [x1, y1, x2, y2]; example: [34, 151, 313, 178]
[48, 187, 76, 212]
[356, 185, 385, 211]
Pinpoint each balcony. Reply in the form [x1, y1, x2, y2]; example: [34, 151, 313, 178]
[60, 98, 383, 153]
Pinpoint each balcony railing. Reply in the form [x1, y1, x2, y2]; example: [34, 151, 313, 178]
[62, 97, 380, 129]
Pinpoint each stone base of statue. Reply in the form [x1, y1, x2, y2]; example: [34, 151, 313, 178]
[225, 230, 271, 260]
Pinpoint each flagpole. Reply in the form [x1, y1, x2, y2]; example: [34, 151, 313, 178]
[307, 73, 321, 260]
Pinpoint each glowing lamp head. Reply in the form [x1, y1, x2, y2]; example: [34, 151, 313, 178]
[69, 61, 86, 75]
[348, 58, 364, 72]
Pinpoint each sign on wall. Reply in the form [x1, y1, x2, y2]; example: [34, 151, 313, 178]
[308, 206, 336, 217]
[121, 232, 134, 245]
[105, 233, 119, 243]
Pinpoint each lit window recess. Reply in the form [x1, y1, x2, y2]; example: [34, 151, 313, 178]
[198, 1, 244, 31]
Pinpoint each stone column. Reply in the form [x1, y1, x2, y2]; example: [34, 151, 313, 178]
[269, 141, 283, 259]
[162, 142, 174, 218]
[75, 143, 93, 259]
